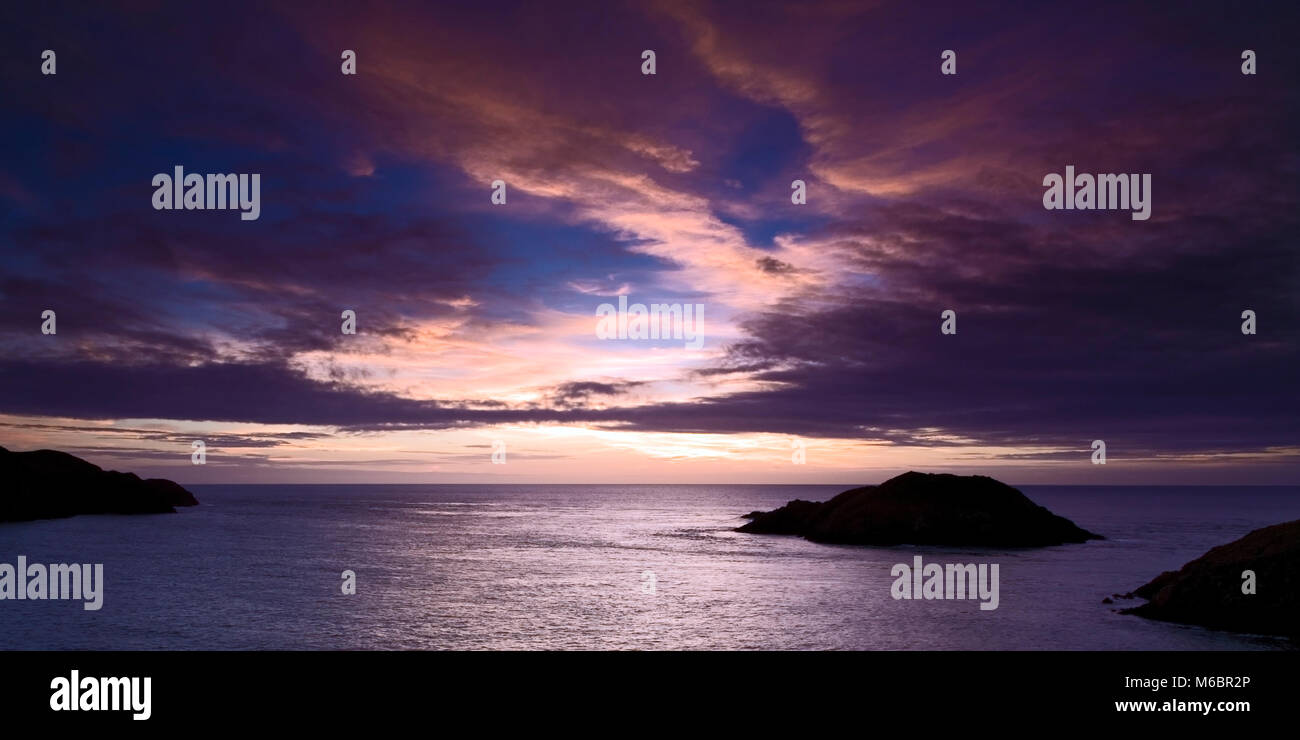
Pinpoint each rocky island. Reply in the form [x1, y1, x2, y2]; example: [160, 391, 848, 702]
[1122, 519, 1299, 637]
[738, 471, 1101, 547]
[0, 446, 198, 522]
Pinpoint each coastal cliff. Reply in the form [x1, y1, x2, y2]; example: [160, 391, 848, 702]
[1123, 519, 1299, 637]
[738, 471, 1101, 547]
[0, 446, 198, 522]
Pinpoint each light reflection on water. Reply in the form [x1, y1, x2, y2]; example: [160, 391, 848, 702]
[1, 484, 1296, 650]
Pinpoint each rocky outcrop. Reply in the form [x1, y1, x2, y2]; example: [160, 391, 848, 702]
[1123, 519, 1299, 637]
[738, 471, 1101, 547]
[0, 446, 198, 522]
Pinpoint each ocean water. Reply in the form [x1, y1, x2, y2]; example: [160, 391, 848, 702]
[0, 484, 1297, 650]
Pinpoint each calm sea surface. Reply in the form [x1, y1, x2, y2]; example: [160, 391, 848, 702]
[2, 484, 1297, 650]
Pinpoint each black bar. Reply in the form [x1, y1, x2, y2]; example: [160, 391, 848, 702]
[0, 650, 1289, 728]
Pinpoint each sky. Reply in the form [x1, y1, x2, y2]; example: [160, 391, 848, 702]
[0, 0, 1297, 485]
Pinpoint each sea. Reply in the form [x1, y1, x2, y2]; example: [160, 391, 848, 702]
[1, 484, 1297, 650]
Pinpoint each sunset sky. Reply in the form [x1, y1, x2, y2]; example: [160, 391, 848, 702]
[1, 1, 1296, 484]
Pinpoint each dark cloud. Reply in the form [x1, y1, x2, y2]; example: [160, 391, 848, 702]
[549, 380, 647, 407]
[0, 0, 1296, 476]
[756, 256, 796, 275]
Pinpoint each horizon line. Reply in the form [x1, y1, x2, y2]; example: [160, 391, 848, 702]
[179, 481, 1300, 488]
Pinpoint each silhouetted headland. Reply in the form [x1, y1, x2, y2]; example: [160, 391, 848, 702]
[1122, 519, 1299, 637]
[738, 471, 1102, 547]
[0, 446, 198, 522]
